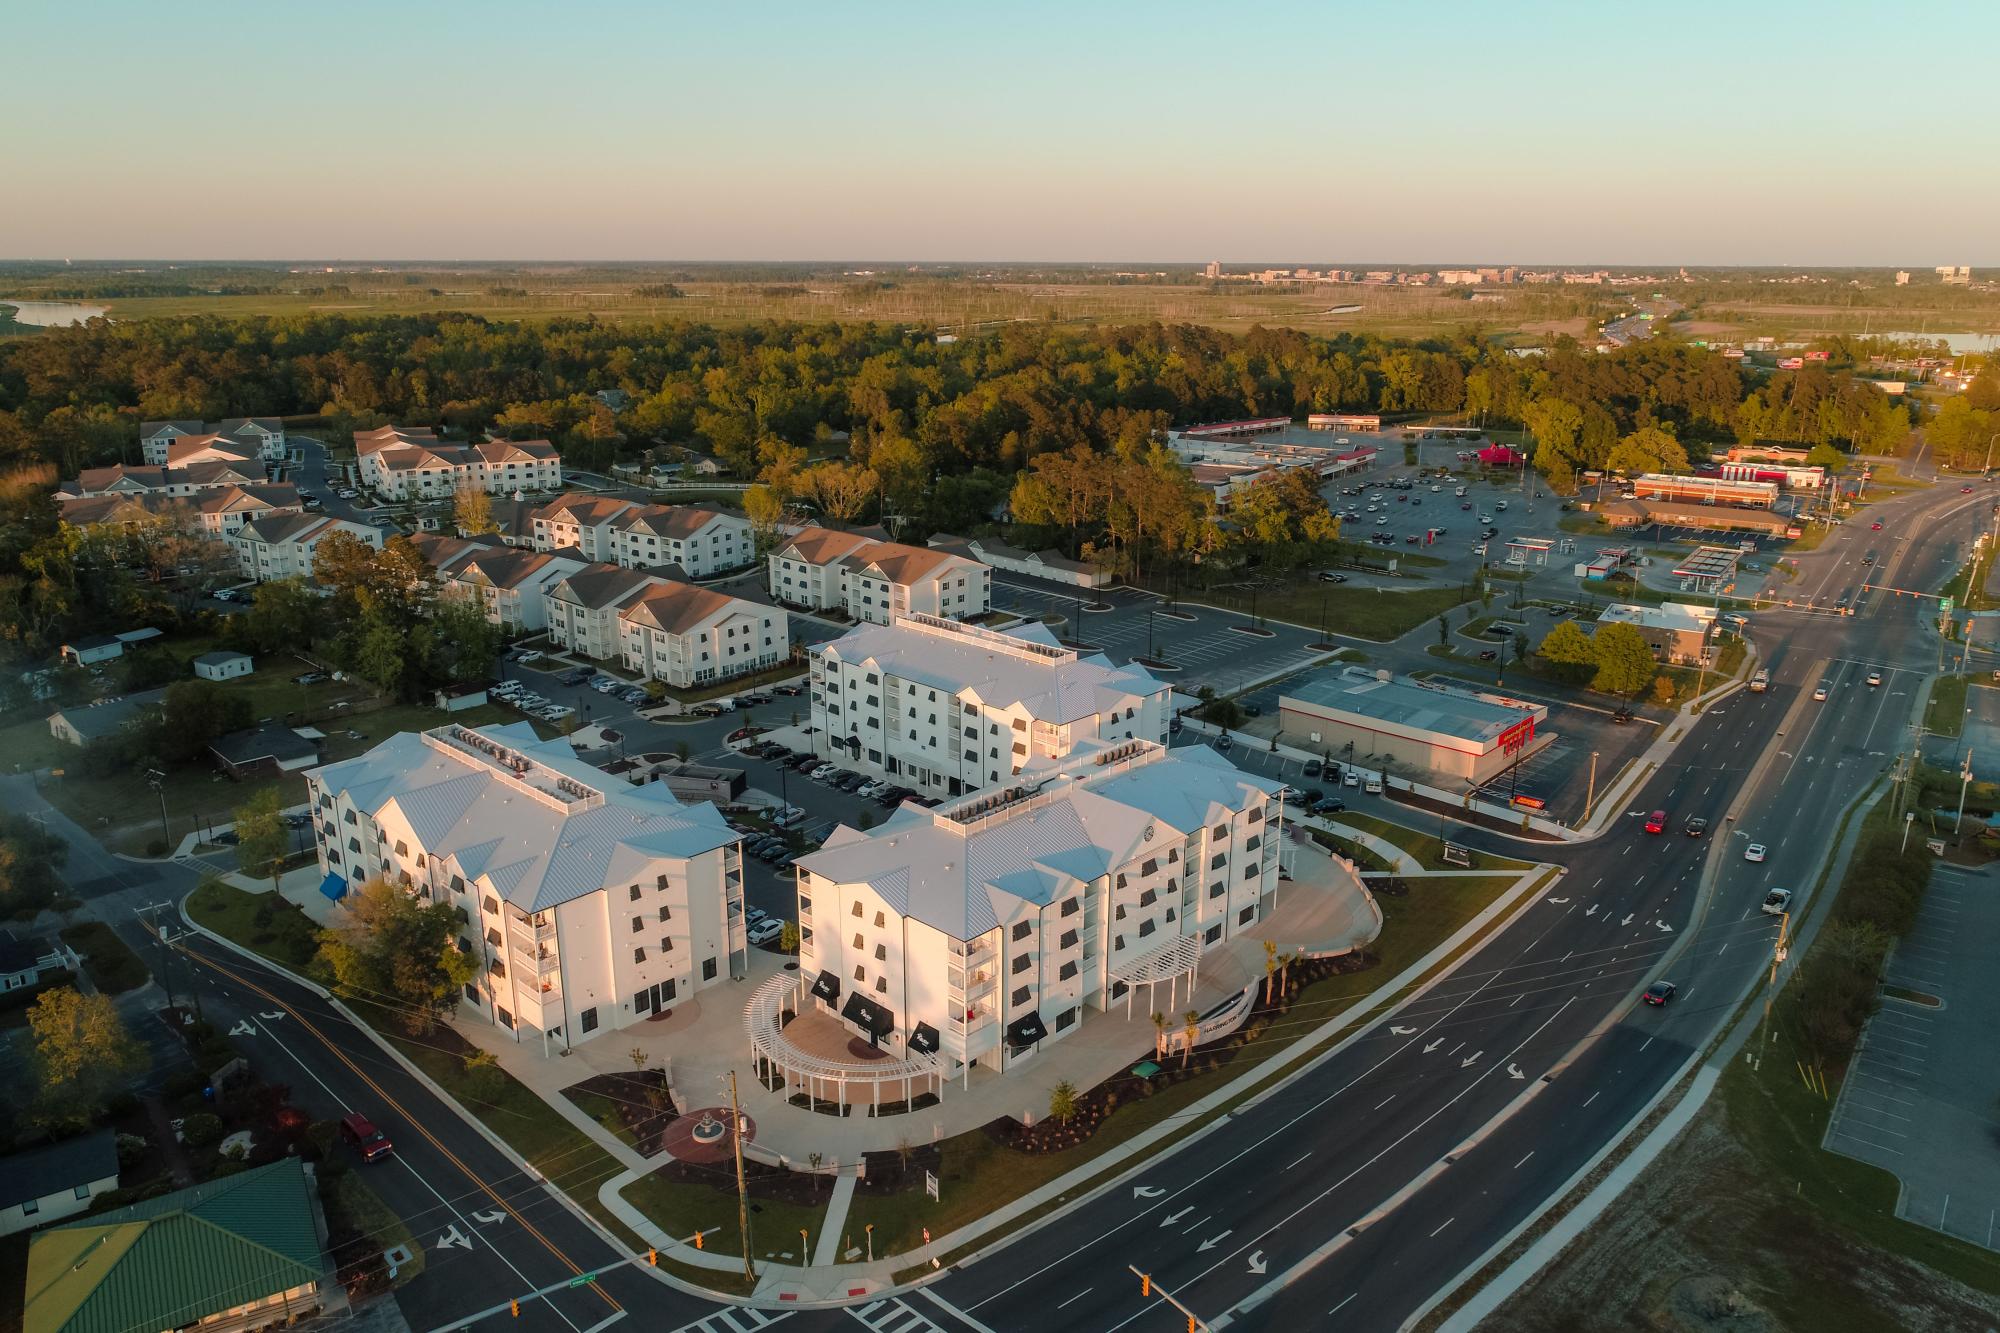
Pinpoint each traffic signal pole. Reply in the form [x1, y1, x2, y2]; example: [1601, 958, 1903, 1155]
[1130, 1265, 1210, 1331]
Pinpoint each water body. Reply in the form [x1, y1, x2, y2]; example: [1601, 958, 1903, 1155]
[0, 300, 111, 326]
[1881, 330, 2000, 354]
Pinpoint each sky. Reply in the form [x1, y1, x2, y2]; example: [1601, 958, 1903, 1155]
[5, 0, 1996, 264]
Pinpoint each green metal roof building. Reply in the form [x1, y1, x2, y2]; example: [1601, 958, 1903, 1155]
[24, 1160, 329, 1333]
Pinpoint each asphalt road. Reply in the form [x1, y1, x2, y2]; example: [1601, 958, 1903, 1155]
[12, 461, 1990, 1333]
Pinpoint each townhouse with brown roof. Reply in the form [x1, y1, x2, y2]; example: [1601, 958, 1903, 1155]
[607, 503, 752, 577]
[65, 459, 266, 499]
[438, 547, 587, 632]
[230, 512, 385, 581]
[60, 483, 303, 540]
[619, 582, 791, 688]
[162, 435, 263, 468]
[770, 529, 990, 625]
[544, 564, 676, 660]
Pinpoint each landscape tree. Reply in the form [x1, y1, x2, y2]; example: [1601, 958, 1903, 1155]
[27, 986, 146, 1130]
[1521, 396, 1587, 492]
[1590, 621, 1659, 696]
[1048, 1079, 1079, 1125]
[1604, 425, 1692, 477]
[317, 877, 479, 1034]
[1535, 620, 1597, 683]
[0, 812, 67, 919]
[241, 577, 320, 656]
[453, 477, 498, 536]
[798, 461, 880, 526]
[1182, 1010, 1200, 1069]
[144, 679, 254, 765]
[233, 788, 290, 893]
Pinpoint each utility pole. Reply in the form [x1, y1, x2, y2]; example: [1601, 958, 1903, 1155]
[1955, 750, 1975, 834]
[1582, 750, 1600, 824]
[146, 768, 169, 849]
[729, 1071, 754, 1285]
[1757, 910, 1791, 1066]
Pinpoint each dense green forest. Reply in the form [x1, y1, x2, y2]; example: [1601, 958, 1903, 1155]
[0, 312, 1950, 665]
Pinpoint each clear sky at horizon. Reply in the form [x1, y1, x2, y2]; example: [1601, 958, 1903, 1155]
[6, 0, 1995, 264]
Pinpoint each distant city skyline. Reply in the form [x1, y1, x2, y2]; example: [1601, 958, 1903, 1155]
[6, 0, 1997, 264]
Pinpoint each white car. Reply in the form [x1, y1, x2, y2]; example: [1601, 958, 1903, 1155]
[540, 705, 575, 722]
[1812, 685, 1828, 701]
[1344, 771, 1361, 788]
[747, 918, 786, 947]
[1744, 843, 1767, 863]
[809, 764, 838, 781]
[1866, 670, 1882, 687]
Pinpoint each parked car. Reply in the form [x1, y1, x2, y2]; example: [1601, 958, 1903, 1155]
[809, 764, 838, 781]
[1310, 795, 1346, 815]
[1318, 572, 1348, 583]
[747, 918, 785, 946]
[1302, 759, 1322, 778]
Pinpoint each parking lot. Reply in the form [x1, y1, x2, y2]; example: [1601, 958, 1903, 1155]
[986, 572, 1335, 694]
[1824, 860, 2000, 1251]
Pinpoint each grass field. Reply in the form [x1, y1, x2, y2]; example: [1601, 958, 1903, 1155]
[186, 880, 325, 975]
[1924, 673, 1972, 737]
[58, 921, 149, 993]
[1186, 578, 1479, 642]
[1332, 811, 1531, 872]
[620, 1163, 828, 1269]
[321, 1170, 425, 1286]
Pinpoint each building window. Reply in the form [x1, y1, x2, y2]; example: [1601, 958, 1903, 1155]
[1210, 881, 1225, 899]
[1011, 985, 1031, 1007]
[852, 901, 863, 917]
[1212, 823, 1228, 840]
[873, 943, 887, 961]
[634, 948, 646, 963]
[630, 884, 643, 901]
[1011, 921, 1032, 942]
[874, 976, 888, 993]
[660, 936, 674, 952]
[1058, 960, 1077, 982]
[1243, 863, 1260, 880]
[658, 905, 672, 922]
[1205, 924, 1222, 944]
[581, 1007, 598, 1033]
[452, 875, 466, 893]
[874, 911, 886, 928]
[632, 916, 644, 933]
[1138, 919, 1157, 937]
[395, 840, 409, 857]
[702, 957, 718, 981]
[1012, 954, 1032, 974]
[1211, 852, 1227, 870]
[1239, 906, 1256, 925]
[1061, 898, 1079, 917]
[1059, 929, 1078, 950]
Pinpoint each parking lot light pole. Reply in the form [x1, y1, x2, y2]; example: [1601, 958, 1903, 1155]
[1583, 750, 1600, 823]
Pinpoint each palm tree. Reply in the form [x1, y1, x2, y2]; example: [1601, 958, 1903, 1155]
[1262, 940, 1278, 1005]
[1182, 1011, 1200, 1069]
[1152, 1011, 1167, 1059]
[1049, 1079, 1079, 1125]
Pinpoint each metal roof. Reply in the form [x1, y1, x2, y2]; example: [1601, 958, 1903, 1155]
[1281, 670, 1537, 747]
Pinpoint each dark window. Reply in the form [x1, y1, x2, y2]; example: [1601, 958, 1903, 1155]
[581, 1007, 599, 1033]
[1239, 906, 1256, 925]
[1138, 919, 1157, 937]
[1011, 985, 1031, 1007]
[1059, 929, 1078, 950]
[1209, 881, 1225, 899]
[1012, 921, 1032, 942]
[702, 957, 718, 981]
[631, 915, 644, 933]
[1211, 852, 1227, 870]
[874, 943, 887, 961]
[1058, 960, 1077, 982]
[1243, 863, 1259, 880]
[452, 875, 466, 893]
[629, 884, 643, 901]
[1142, 859, 1159, 876]
[1060, 897, 1079, 917]
[1012, 954, 1032, 974]
[1205, 924, 1222, 944]
[633, 948, 646, 964]
[658, 905, 671, 922]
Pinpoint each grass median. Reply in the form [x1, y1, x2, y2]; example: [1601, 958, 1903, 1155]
[1924, 673, 1972, 737]
[1331, 811, 1532, 872]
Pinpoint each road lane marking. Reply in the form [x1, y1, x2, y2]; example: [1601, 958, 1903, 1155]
[1285, 1152, 1314, 1171]
[1514, 1151, 1534, 1169]
[1056, 1289, 1091, 1310]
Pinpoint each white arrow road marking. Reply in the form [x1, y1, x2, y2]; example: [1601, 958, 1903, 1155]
[1197, 1231, 1233, 1253]
[1657, 920, 1674, 932]
[1621, 914, 1635, 926]
[1507, 1063, 1525, 1080]
[229, 1020, 255, 1037]
[1161, 1207, 1192, 1228]
[471, 1209, 506, 1225]
[436, 1224, 472, 1251]
[1545, 897, 1569, 904]
[1133, 1186, 1164, 1199]
[1423, 1038, 1444, 1054]
[1388, 1025, 1417, 1035]
[1460, 1051, 1484, 1068]
[1247, 1251, 1267, 1275]
[258, 1011, 285, 1021]
[1585, 904, 1598, 916]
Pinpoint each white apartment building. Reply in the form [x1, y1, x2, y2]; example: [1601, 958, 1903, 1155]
[531, 495, 637, 562]
[355, 427, 563, 500]
[231, 512, 384, 581]
[618, 582, 790, 688]
[61, 483, 304, 540]
[544, 564, 674, 661]
[305, 723, 747, 1053]
[770, 529, 990, 625]
[608, 504, 753, 578]
[812, 614, 1170, 797]
[439, 547, 587, 632]
[66, 460, 267, 499]
[793, 741, 1282, 1077]
[142, 418, 286, 463]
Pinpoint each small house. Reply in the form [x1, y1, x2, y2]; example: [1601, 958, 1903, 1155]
[0, 1131, 120, 1238]
[192, 651, 252, 682]
[208, 722, 322, 780]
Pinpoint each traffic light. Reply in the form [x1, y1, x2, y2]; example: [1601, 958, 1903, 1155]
[1141, 1272, 1151, 1297]
[1188, 1318, 1197, 1333]
[647, 1247, 657, 1267]
[694, 1230, 704, 1250]
[510, 1300, 519, 1318]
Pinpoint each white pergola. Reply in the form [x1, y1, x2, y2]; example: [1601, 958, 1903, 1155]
[1110, 934, 1204, 1020]
[743, 972, 942, 1116]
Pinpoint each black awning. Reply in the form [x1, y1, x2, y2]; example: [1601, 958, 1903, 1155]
[810, 970, 841, 1004]
[909, 1022, 940, 1055]
[841, 991, 896, 1038]
[1006, 1012, 1048, 1048]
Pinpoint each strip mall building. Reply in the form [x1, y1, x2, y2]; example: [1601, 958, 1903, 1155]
[1278, 669, 1549, 787]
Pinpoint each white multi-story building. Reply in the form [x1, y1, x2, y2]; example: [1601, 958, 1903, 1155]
[354, 427, 563, 500]
[544, 564, 675, 661]
[793, 741, 1282, 1077]
[141, 418, 286, 463]
[531, 495, 638, 562]
[770, 529, 990, 625]
[618, 582, 790, 688]
[231, 512, 384, 581]
[438, 547, 587, 632]
[305, 723, 747, 1053]
[811, 614, 1169, 798]
[60, 483, 304, 541]
[608, 504, 753, 578]
[66, 459, 267, 499]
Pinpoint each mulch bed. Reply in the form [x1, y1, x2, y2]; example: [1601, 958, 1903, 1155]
[990, 951, 1377, 1155]
[563, 1070, 677, 1155]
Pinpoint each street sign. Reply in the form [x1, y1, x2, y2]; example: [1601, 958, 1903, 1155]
[925, 1170, 940, 1201]
[1441, 843, 1471, 867]
[566, 1272, 597, 1289]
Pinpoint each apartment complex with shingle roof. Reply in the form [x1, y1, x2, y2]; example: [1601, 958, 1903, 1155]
[770, 529, 989, 625]
[607, 503, 752, 577]
[794, 741, 1282, 1077]
[618, 581, 789, 687]
[544, 563, 677, 660]
[530, 493, 637, 561]
[811, 614, 1169, 798]
[229, 512, 384, 581]
[438, 547, 587, 631]
[66, 459, 266, 499]
[307, 722, 747, 1049]
[60, 483, 304, 540]
[354, 426, 561, 500]
[141, 418, 286, 465]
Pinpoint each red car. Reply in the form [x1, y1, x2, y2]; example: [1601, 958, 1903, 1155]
[1870, 521, 1883, 531]
[339, 1112, 394, 1163]
[1644, 810, 1667, 834]
[1964, 486, 1975, 493]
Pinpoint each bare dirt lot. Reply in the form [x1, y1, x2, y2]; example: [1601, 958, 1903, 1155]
[1480, 1088, 2000, 1333]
